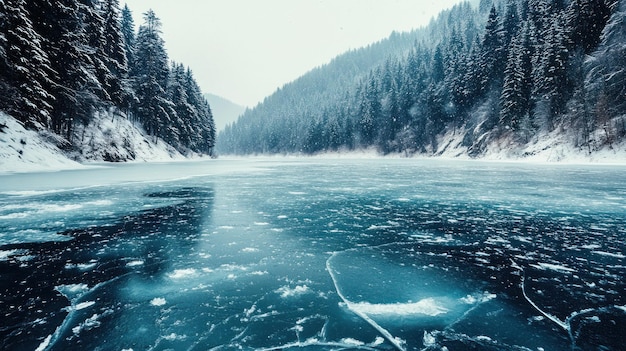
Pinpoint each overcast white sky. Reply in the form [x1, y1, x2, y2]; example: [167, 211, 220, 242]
[122, 0, 466, 107]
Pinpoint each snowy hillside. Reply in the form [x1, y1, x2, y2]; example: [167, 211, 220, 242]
[434, 127, 626, 164]
[0, 113, 82, 173]
[219, 0, 626, 162]
[0, 112, 188, 173]
[1, 3, 215, 163]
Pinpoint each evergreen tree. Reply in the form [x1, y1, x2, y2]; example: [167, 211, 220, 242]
[0, 0, 54, 129]
[538, 13, 570, 123]
[584, 0, 626, 140]
[358, 77, 381, 146]
[25, 0, 101, 138]
[502, 0, 521, 44]
[478, 5, 506, 94]
[132, 9, 173, 140]
[120, 4, 136, 73]
[79, 0, 114, 107]
[101, 0, 131, 109]
[500, 21, 533, 132]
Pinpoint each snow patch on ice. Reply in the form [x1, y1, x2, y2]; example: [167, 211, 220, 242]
[66, 301, 96, 311]
[56, 284, 91, 303]
[72, 313, 103, 335]
[168, 268, 198, 279]
[150, 297, 167, 306]
[423, 331, 437, 347]
[65, 261, 98, 271]
[531, 262, 576, 273]
[460, 292, 497, 304]
[163, 333, 186, 341]
[339, 338, 365, 346]
[0, 249, 28, 261]
[249, 270, 269, 276]
[592, 250, 626, 259]
[35, 335, 52, 351]
[126, 260, 144, 267]
[276, 285, 311, 298]
[349, 298, 449, 317]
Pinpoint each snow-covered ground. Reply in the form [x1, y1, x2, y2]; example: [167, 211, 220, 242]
[0, 112, 194, 174]
[435, 126, 626, 164]
[66, 110, 188, 163]
[0, 113, 83, 173]
[1, 111, 625, 174]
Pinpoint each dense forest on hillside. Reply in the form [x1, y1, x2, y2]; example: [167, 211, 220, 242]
[0, 0, 215, 157]
[218, 0, 625, 157]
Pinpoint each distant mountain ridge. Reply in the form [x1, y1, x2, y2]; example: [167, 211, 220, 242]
[218, 0, 626, 162]
[204, 94, 246, 132]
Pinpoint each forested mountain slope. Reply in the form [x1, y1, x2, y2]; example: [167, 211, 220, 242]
[218, 0, 625, 160]
[0, 0, 215, 162]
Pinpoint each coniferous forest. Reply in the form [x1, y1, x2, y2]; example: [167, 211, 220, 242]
[0, 0, 215, 158]
[218, 0, 625, 157]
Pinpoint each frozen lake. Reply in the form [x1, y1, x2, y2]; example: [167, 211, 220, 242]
[1, 158, 625, 350]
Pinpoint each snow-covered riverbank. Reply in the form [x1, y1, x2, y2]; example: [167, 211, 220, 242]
[0, 113, 194, 174]
[2, 112, 625, 174]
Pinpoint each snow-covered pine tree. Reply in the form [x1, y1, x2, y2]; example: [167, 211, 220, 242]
[25, 0, 103, 138]
[500, 21, 533, 134]
[120, 5, 136, 77]
[132, 9, 173, 141]
[101, 0, 132, 110]
[0, 0, 54, 129]
[182, 67, 215, 153]
[583, 0, 626, 145]
[80, 0, 106, 96]
[357, 76, 381, 147]
[539, 13, 570, 125]
[501, 0, 521, 45]
[478, 5, 506, 94]
[0, 0, 6, 96]
[167, 62, 192, 148]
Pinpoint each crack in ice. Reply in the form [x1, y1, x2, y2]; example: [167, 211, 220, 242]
[326, 250, 407, 351]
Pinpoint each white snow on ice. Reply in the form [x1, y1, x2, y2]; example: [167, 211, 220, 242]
[349, 298, 450, 317]
[168, 268, 199, 279]
[150, 298, 167, 306]
[276, 285, 311, 298]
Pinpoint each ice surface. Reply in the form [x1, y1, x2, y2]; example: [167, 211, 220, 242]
[1, 158, 624, 350]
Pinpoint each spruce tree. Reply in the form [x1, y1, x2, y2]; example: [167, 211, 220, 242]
[478, 5, 506, 94]
[120, 4, 136, 74]
[132, 9, 173, 140]
[358, 77, 381, 147]
[500, 21, 533, 132]
[0, 0, 54, 129]
[101, 0, 131, 109]
[183, 67, 215, 153]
